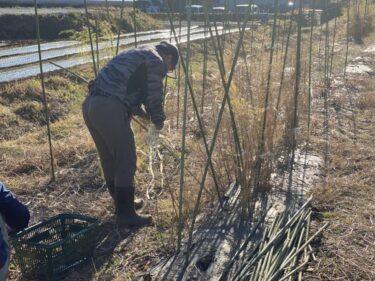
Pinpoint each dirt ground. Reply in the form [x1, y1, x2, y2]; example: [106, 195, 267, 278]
[0, 14, 374, 281]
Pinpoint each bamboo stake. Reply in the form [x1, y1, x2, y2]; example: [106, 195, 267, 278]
[204, 3, 247, 181]
[200, 16, 208, 115]
[132, 0, 138, 47]
[329, 16, 337, 76]
[285, 0, 303, 198]
[232, 197, 312, 280]
[176, 9, 182, 129]
[253, 0, 279, 195]
[48, 61, 90, 84]
[184, 2, 256, 263]
[219, 207, 270, 280]
[299, 212, 311, 280]
[84, 0, 97, 77]
[302, 3, 316, 194]
[273, 223, 329, 277]
[274, 7, 295, 121]
[344, 0, 350, 79]
[323, 1, 330, 182]
[176, 0, 192, 253]
[116, 0, 125, 55]
[95, 18, 100, 70]
[212, 13, 226, 74]
[34, 0, 55, 181]
[105, 0, 114, 52]
[234, 0, 253, 104]
[280, 259, 309, 281]
[165, 3, 224, 209]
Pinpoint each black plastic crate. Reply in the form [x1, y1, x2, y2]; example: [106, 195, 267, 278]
[12, 213, 100, 281]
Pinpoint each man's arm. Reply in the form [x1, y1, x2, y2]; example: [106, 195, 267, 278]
[144, 56, 166, 130]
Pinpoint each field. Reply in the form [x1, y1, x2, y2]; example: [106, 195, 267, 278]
[0, 1, 374, 280]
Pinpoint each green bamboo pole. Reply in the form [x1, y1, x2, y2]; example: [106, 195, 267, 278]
[176, 9, 182, 129]
[34, 0, 55, 181]
[48, 61, 89, 83]
[275, 14, 282, 57]
[213, 12, 226, 74]
[365, 0, 369, 19]
[165, 2, 224, 209]
[280, 12, 289, 61]
[200, 16, 208, 115]
[132, 0, 138, 47]
[286, 0, 304, 195]
[234, 0, 253, 104]
[218, 208, 270, 281]
[299, 213, 312, 280]
[344, 0, 350, 79]
[222, 0, 229, 50]
[95, 18, 100, 70]
[105, 0, 110, 20]
[317, 17, 324, 79]
[263, 224, 299, 280]
[281, 259, 309, 281]
[323, 1, 330, 181]
[84, 0, 97, 77]
[271, 223, 329, 280]
[273, 7, 295, 128]
[105, 0, 114, 52]
[232, 198, 313, 280]
[184, 1, 256, 263]
[329, 16, 337, 76]
[284, 223, 306, 280]
[204, 4, 247, 181]
[176, 0, 192, 253]
[302, 3, 316, 194]
[253, 0, 279, 195]
[324, 2, 330, 87]
[116, 0, 125, 55]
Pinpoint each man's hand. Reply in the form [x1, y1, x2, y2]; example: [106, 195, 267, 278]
[154, 122, 164, 131]
[133, 106, 149, 120]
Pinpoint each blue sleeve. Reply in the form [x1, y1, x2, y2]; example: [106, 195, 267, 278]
[0, 231, 8, 269]
[0, 182, 30, 233]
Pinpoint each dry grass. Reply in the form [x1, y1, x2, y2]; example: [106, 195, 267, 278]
[1, 4, 375, 280]
[304, 29, 375, 281]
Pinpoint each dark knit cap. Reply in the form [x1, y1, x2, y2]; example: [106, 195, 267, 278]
[156, 41, 179, 70]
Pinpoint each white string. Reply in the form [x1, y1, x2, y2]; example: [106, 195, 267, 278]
[146, 124, 161, 199]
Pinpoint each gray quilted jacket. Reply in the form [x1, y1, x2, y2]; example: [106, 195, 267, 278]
[94, 46, 167, 128]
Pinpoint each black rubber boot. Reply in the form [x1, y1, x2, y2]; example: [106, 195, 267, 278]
[107, 181, 143, 210]
[115, 186, 152, 227]
[107, 180, 115, 199]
